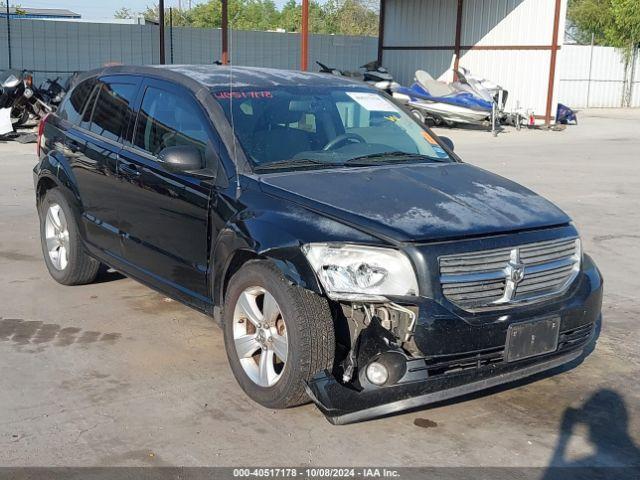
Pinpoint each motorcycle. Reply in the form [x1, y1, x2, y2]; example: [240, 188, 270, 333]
[37, 76, 69, 110]
[0, 69, 52, 128]
[316, 60, 400, 94]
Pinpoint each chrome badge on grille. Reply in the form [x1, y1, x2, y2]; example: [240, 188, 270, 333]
[439, 238, 581, 311]
[503, 249, 526, 301]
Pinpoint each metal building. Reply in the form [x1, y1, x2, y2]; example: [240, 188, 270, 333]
[377, 0, 567, 123]
[0, 8, 81, 20]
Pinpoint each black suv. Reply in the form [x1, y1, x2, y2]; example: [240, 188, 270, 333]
[34, 65, 603, 424]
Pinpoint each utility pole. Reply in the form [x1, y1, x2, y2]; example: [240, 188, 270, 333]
[159, 0, 166, 64]
[5, 0, 11, 69]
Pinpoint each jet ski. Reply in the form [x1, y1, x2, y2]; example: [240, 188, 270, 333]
[317, 60, 400, 94]
[392, 70, 494, 126]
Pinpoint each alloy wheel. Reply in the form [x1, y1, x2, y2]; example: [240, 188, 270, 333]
[44, 203, 70, 271]
[232, 286, 288, 387]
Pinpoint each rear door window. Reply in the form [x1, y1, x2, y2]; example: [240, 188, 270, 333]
[133, 86, 209, 157]
[88, 82, 138, 142]
[79, 85, 99, 131]
[58, 78, 96, 125]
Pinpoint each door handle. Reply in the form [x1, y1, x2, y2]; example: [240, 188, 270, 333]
[118, 162, 141, 178]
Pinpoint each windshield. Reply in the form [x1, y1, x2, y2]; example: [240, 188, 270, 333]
[213, 86, 452, 171]
[2, 73, 20, 89]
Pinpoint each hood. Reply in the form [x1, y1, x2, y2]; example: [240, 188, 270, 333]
[259, 163, 570, 243]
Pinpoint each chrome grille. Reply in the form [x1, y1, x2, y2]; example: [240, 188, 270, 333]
[439, 238, 581, 311]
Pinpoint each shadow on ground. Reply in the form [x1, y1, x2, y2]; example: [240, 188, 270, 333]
[548, 389, 640, 467]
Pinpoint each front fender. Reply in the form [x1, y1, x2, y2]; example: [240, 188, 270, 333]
[211, 217, 323, 308]
[211, 199, 383, 308]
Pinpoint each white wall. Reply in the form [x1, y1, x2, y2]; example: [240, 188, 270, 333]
[558, 44, 640, 108]
[456, 49, 552, 115]
[382, 0, 568, 117]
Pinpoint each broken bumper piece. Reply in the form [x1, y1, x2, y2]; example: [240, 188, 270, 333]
[306, 347, 584, 425]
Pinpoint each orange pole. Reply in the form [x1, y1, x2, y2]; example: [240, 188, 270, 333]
[300, 0, 309, 70]
[544, 0, 562, 125]
[221, 0, 229, 64]
[453, 0, 463, 81]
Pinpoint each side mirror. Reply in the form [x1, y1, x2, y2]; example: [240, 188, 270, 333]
[158, 145, 203, 172]
[440, 136, 455, 152]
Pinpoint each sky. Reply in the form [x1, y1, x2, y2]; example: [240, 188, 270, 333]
[17, 0, 293, 20]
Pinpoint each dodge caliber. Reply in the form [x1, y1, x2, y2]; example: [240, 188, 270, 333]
[34, 65, 603, 424]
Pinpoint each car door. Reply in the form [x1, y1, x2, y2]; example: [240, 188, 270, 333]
[66, 75, 140, 257]
[115, 78, 217, 303]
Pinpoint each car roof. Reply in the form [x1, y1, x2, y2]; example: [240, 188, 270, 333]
[80, 64, 366, 90]
[156, 64, 366, 89]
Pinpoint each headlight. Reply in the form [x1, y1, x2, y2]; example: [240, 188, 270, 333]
[302, 243, 419, 301]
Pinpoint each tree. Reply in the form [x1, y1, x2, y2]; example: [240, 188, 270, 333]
[113, 0, 379, 35]
[114, 7, 136, 19]
[138, 4, 194, 26]
[324, 0, 379, 36]
[569, 0, 639, 106]
[279, 0, 328, 34]
[569, 0, 640, 57]
[0, 1, 26, 14]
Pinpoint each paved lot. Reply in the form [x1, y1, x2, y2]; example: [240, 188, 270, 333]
[1, 110, 639, 468]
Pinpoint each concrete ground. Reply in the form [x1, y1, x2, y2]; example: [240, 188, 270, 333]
[0, 109, 639, 468]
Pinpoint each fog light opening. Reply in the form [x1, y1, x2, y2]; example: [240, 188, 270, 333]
[366, 361, 389, 386]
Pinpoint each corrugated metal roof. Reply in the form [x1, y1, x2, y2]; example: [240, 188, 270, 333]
[5, 8, 80, 18]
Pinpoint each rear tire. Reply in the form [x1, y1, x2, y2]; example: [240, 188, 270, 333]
[223, 260, 335, 409]
[39, 188, 100, 285]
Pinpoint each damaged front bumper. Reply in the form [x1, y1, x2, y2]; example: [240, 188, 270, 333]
[307, 344, 586, 425]
[306, 253, 603, 425]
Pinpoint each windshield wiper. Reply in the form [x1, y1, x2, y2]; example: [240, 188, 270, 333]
[254, 158, 342, 172]
[345, 151, 449, 166]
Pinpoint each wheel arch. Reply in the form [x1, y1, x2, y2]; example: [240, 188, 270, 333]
[36, 172, 84, 221]
[211, 224, 323, 310]
[35, 175, 59, 206]
[35, 152, 82, 207]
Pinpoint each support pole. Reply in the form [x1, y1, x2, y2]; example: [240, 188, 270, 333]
[586, 32, 594, 108]
[169, 7, 174, 64]
[628, 46, 638, 107]
[544, 0, 562, 125]
[5, 1, 11, 69]
[221, 0, 229, 64]
[159, 0, 166, 64]
[376, 0, 385, 65]
[453, 0, 463, 81]
[300, 0, 309, 71]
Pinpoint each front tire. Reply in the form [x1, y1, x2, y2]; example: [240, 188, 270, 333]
[223, 260, 335, 409]
[11, 106, 29, 126]
[39, 188, 100, 285]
